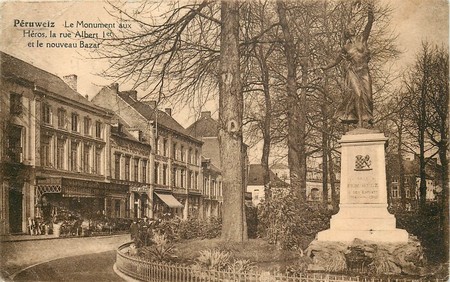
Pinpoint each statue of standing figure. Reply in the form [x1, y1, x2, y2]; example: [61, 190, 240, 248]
[321, 1, 374, 128]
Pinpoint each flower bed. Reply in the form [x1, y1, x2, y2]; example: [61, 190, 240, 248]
[116, 242, 448, 282]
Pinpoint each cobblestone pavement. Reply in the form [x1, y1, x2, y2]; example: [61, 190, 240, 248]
[0, 234, 129, 281]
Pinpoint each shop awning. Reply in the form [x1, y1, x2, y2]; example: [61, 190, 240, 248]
[155, 193, 184, 208]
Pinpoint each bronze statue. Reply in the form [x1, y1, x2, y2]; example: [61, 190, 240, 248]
[321, 1, 374, 128]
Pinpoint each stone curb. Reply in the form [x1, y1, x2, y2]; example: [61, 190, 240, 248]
[113, 263, 141, 282]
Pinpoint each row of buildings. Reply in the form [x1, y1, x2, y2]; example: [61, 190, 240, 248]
[0, 52, 227, 234]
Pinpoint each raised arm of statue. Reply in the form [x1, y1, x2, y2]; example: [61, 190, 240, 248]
[362, 2, 374, 42]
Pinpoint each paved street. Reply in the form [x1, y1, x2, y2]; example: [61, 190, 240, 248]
[13, 250, 124, 281]
[0, 234, 129, 281]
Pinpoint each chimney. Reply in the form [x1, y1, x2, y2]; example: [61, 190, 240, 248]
[143, 100, 157, 109]
[201, 111, 211, 119]
[165, 108, 172, 116]
[63, 74, 78, 91]
[121, 90, 138, 100]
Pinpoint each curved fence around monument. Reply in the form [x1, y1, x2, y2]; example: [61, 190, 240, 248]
[115, 242, 446, 282]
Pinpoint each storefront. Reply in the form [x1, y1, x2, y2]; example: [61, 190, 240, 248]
[129, 185, 152, 219]
[153, 192, 183, 219]
[35, 177, 128, 222]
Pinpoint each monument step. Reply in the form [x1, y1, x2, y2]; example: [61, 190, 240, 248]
[316, 228, 409, 243]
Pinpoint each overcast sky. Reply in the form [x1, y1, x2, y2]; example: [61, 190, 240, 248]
[1, 0, 448, 163]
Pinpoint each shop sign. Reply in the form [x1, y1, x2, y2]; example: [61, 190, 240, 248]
[130, 185, 149, 193]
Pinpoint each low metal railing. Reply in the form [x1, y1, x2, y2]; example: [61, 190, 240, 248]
[116, 243, 447, 282]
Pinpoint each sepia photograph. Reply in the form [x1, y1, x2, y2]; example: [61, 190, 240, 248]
[0, 0, 448, 281]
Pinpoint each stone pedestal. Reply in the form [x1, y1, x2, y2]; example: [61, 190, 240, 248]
[317, 128, 408, 243]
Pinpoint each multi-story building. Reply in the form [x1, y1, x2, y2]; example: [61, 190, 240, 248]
[187, 111, 223, 217]
[92, 85, 203, 219]
[109, 117, 152, 218]
[387, 155, 443, 211]
[0, 52, 130, 234]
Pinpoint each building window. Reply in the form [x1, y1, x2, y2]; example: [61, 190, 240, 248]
[94, 147, 102, 175]
[84, 117, 91, 135]
[142, 159, 148, 183]
[195, 172, 198, 189]
[70, 141, 78, 171]
[154, 162, 159, 184]
[406, 188, 411, 199]
[114, 154, 121, 179]
[125, 156, 131, 181]
[180, 169, 185, 188]
[155, 136, 160, 155]
[42, 103, 51, 124]
[172, 168, 177, 187]
[187, 170, 191, 189]
[7, 125, 23, 163]
[163, 139, 168, 156]
[194, 150, 198, 165]
[134, 159, 139, 182]
[83, 143, 91, 173]
[57, 108, 67, 129]
[95, 121, 102, 138]
[71, 113, 79, 132]
[391, 185, 399, 198]
[10, 93, 22, 115]
[181, 145, 184, 161]
[41, 135, 52, 167]
[163, 164, 168, 185]
[57, 138, 65, 169]
[188, 148, 192, 164]
[172, 143, 177, 160]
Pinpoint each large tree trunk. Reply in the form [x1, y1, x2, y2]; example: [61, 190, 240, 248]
[219, 0, 248, 242]
[276, 0, 306, 201]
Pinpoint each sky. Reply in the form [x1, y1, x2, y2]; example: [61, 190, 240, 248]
[1, 0, 448, 163]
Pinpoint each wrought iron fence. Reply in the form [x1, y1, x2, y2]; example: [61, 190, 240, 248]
[115, 242, 446, 282]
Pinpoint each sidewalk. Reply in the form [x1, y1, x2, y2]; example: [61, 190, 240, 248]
[1, 231, 129, 242]
[0, 233, 130, 280]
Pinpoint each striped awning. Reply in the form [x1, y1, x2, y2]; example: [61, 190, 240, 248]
[155, 193, 184, 208]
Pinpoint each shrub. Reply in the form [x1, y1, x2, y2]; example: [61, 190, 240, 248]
[396, 205, 446, 263]
[139, 232, 177, 262]
[159, 217, 222, 241]
[258, 192, 332, 250]
[196, 249, 231, 271]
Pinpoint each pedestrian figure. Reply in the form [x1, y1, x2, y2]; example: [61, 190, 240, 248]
[321, 0, 374, 128]
[130, 220, 138, 243]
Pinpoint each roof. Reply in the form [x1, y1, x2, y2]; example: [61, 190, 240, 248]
[270, 163, 289, 170]
[116, 92, 201, 143]
[187, 114, 219, 138]
[0, 51, 109, 114]
[247, 164, 289, 187]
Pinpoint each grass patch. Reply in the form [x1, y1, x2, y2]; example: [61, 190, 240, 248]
[174, 238, 306, 272]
